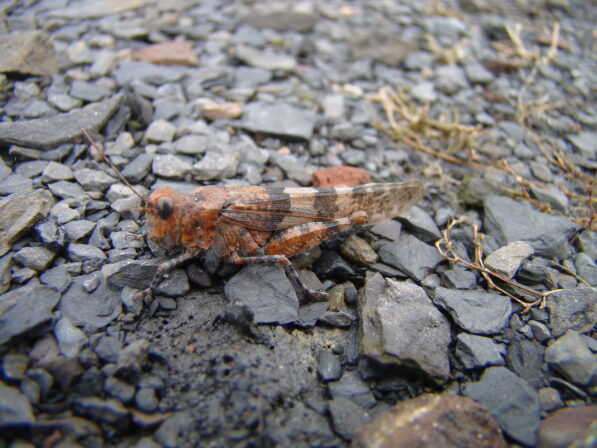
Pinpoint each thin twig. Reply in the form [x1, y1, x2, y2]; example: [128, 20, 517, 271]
[436, 218, 549, 311]
[550, 261, 592, 287]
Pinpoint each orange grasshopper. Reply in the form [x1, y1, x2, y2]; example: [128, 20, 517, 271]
[83, 130, 424, 300]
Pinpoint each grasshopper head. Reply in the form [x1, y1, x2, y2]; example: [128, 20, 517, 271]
[146, 188, 185, 248]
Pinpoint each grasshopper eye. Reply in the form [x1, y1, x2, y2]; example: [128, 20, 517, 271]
[156, 196, 174, 219]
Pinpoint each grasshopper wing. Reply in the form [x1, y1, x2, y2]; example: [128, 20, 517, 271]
[221, 181, 424, 231]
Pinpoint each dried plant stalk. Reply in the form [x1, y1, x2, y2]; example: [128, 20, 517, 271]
[435, 218, 562, 311]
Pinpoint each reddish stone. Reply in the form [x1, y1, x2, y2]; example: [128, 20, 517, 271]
[537, 405, 597, 448]
[133, 40, 198, 66]
[351, 393, 507, 448]
[311, 166, 371, 187]
[201, 102, 242, 121]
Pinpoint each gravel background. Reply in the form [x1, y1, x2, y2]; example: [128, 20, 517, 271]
[0, 1, 595, 447]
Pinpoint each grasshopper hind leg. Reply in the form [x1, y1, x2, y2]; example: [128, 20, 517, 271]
[234, 212, 370, 301]
[235, 254, 329, 301]
[236, 212, 369, 301]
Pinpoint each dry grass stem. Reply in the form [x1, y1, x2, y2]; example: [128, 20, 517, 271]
[436, 218, 551, 311]
[550, 261, 592, 287]
[369, 80, 596, 230]
[367, 87, 483, 163]
[508, 23, 561, 123]
[425, 34, 468, 65]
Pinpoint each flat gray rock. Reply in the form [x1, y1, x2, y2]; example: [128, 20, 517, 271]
[369, 219, 402, 241]
[463, 367, 540, 447]
[120, 153, 154, 183]
[59, 274, 121, 333]
[317, 350, 342, 382]
[0, 285, 60, 346]
[102, 259, 160, 290]
[435, 65, 468, 94]
[378, 233, 443, 281]
[545, 330, 597, 386]
[398, 205, 441, 243]
[546, 288, 597, 337]
[567, 131, 597, 159]
[224, 264, 299, 325]
[505, 339, 546, 388]
[297, 302, 329, 328]
[329, 396, 371, 441]
[67, 244, 107, 271]
[327, 370, 376, 409]
[359, 273, 451, 382]
[73, 168, 116, 192]
[155, 269, 190, 298]
[235, 45, 297, 71]
[575, 253, 597, 285]
[70, 80, 110, 102]
[442, 265, 478, 289]
[0, 31, 57, 76]
[13, 246, 56, 271]
[484, 241, 534, 280]
[145, 119, 176, 143]
[45, 0, 149, 19]
[0, 190, 54, 256]
[112, 60, 190, 86]
[0, 255, 11, 294]
[53, 316, 88, 359]
[529, 184, 569, 213]
[456, 333, 504, 369]
[39, 266, 72, 293]
[173, 134, 208, 155]
[152, 154, 191, 179]
[432, 287, 512, 335]
[241, 102, 317, 140]
[351, 32, 415, 66]
[48, 181, 89, 202]
[0, 174, 33, 195]
[241, 11, 318, 32]
[192, 147, 239, 181]
[484, 195, 579, 259]
[63, 220, 96, 242]
[0, 380, 34, 427]
[0, 94, 123, 149]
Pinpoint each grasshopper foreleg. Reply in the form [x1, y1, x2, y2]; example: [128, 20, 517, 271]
[134, 247, 201, 301]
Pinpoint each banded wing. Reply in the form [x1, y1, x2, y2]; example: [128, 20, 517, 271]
[220, 181, 424, 231]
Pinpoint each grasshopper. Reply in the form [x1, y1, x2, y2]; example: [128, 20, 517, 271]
[83, 130, 424, 300]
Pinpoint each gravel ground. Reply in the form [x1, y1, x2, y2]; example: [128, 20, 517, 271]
[0, 1, 596, 447]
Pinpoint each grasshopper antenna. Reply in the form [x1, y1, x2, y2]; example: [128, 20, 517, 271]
[82, 128, 147, 205]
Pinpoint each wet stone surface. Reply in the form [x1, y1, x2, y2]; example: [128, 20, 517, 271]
[463, 367, 541, 447]
[0, 0, 595, 447]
